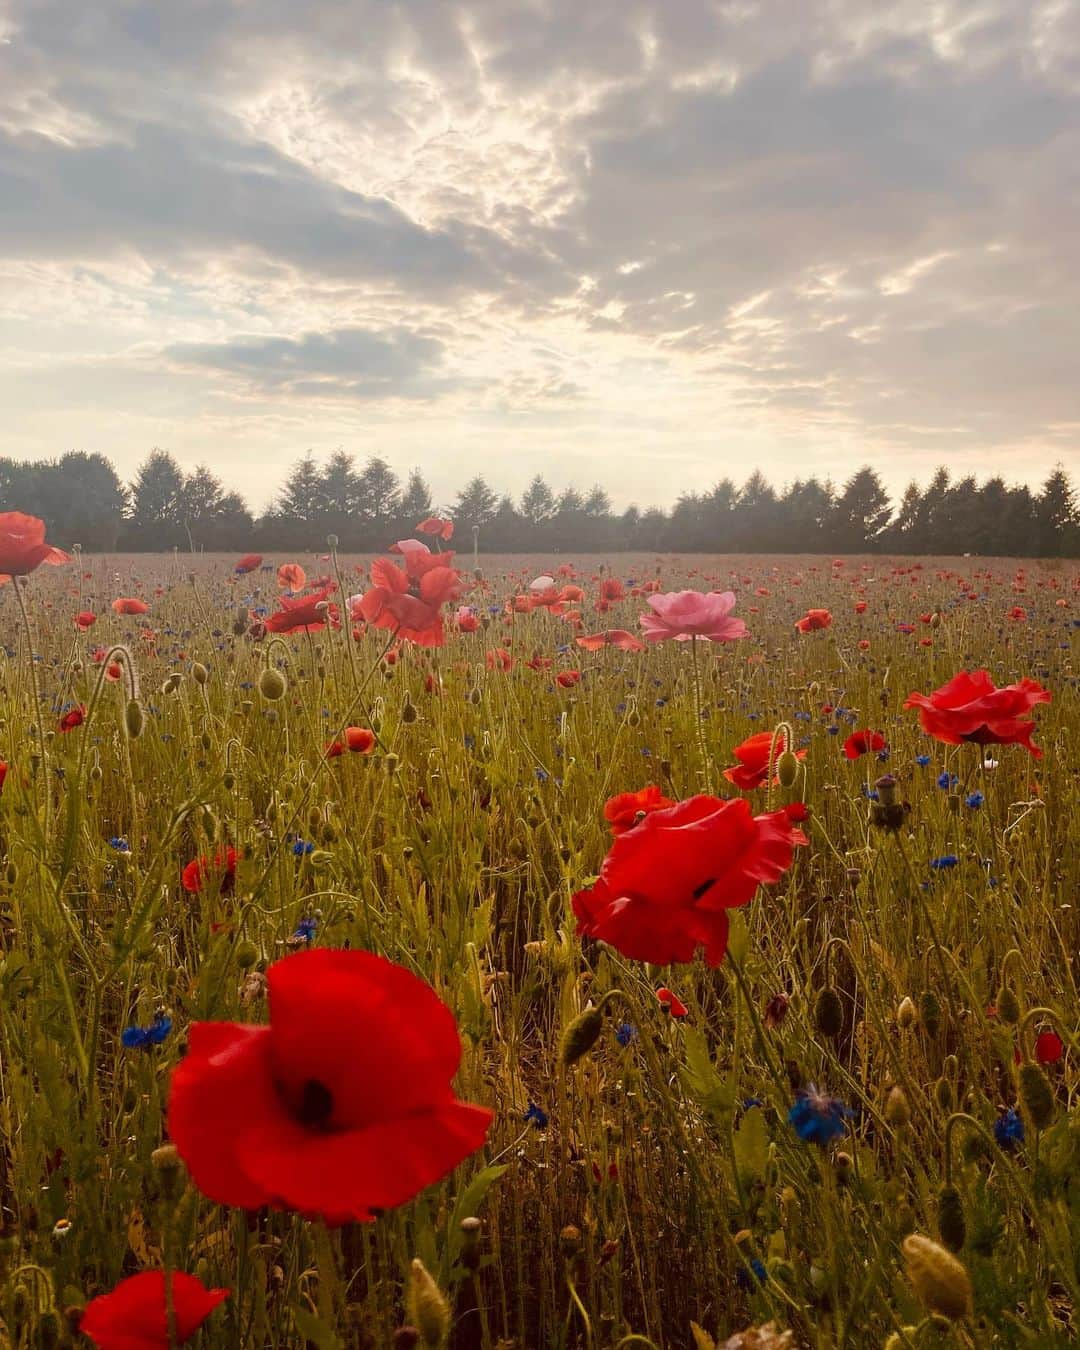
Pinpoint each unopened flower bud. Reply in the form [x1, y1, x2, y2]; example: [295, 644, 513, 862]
[235, 939, 259, 969]
[936, 1184, 965, 1253]
[401, 699, 418, 724]
[776, 750, 800, 788]
[1018, 1061, 1055, 1130]
[920, 990, 941, 1038]
[814, 987, 844, 1039]
[124, 699, 144, 739]
[406, 1258, 449, 1348]
[901, 1234, 973, 1320]
[191, 662, 209, 685]
[884, 1086, 911, 1127]
[259, 668, 286, 701]
[897, 996, 917, 1029]
[996, 984, 1021, 1026]
[561, 1005, 605, 1066]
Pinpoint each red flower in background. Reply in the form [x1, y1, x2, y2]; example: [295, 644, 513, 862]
[75, 611, 97, 630]
[0, 762, 7, 793]
[113, 597, 149, 616]
[265, 588, 338, 635]
[277, 563, 306, 592]
[722, 731, 805, 790]
[181, 847, 238, 895]
[326, 726, 375, 758]
[556, 670, 581, 688]
[795, 609, 832, 633]
[656, 987, 688, 1017]
[79, 1270, 228, 1350]
[167, 949, 492, 1225]
[843, 730, 886, 759]
[576, 629, 646, 653]
[0, 511, 70, 583]
[603, 785, 675, 834]
[573, 796, 806, 966]
[904, 669, 1051, 757]
[417, 516, 454, 541]
[235, 553, 263, 574]
[599, 577, 626, 603]
[59, 705, 86, 733]
[357, 542, 463, 647]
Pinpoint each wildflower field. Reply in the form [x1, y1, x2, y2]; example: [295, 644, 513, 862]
[0, 514, 1077, 1350]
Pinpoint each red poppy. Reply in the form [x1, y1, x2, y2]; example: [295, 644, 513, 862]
[277, 563, 306, 592]
[486, 647, 512, 672]
[0, 511, 70, 582]
[235, 553, 263, 574]
[656, 987, 688, 1017]
[113, 597, 149, 616]
[326, 726, 376, 758]
[795, 609, 832, 633]
[783, 801, 809, 823]
[75, 611, 97, 630]
[843, 730, 886, 759]
[167, 949, 492, 1225]
[59, 705, 86, 733]
[79, 1269, 228, 1350]
[556, 670, 581, 688]
[722, 731, 806, 790]
[105, 661, 123, 682]
[599, 577, 626, 603]
[603, 785, 676, 834]
[854, 602, 868, 614]
[357, 543, 463, 647]
[572, 796, 806, 966]
[181, 847, 238, 894]
[1035, 1031, 1063, 1065]
[576, 629, 646, 653]
[417, 516, 454, 541]
[0, 762, 7, 793]
[904, 670, 1051, 757]
[265, 588, 339, 635]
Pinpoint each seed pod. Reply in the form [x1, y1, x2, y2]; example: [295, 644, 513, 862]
[936, 1184, 966, 1253]
[1018, 1062, 1055, 1130]
[191, 662, 209, 686]
[124, 699, 144, 739]
[406, 1258, 449, 1348]
[814, 987, 844, 1039]
[326, 533, 339, 550]
[561, 1005, 605, 1066]
[901, 1234, 973, 1320]
[258, 668, 286, 701]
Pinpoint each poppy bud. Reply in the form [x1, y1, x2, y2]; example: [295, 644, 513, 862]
[11, 1284, 30, 1325]
[90, 763, 103, 783]
[123, 699, 144, 740]
[561, 1005, 605, 1066]
[996, 983, 1021, 1025]
[920, 990, 941, 1038]
[897, 996, 917, 1029]
[936, 1184, 965, 1253]
[151, 1144, 185, 1202]
[223, 770, 235, 792]
[402, 699, 418, 724]
[384, 753, 400, 775]
[259, 668, 286, 701]
[235, 940, 259, 969]
[901, 1234, 973, 1320]
[814, 987, 843, 1039]
[777, 750, 800, 788]
[326, 534, 339, 550]
[200, 731, 212, 752]
[885, 1086, 911, 1127]
[627, 709, 640, 727]
[468, 688, 481, 705]
[1018, 1062, 1055, 1130]
[459, 1216, 482, 1271]
[5, 861, 16, 887]
[930, 612, 942, 628]
[192, 662, 209, 685]
[933, 1076, 954, 1113]
[406, 1258, 449, 1348]
[36, 1310, 60, 1348]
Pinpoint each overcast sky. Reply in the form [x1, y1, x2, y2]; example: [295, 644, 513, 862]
[1, 0, 1077, 512]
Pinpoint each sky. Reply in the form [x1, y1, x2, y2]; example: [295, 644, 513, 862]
[1, 0, 1078, 514]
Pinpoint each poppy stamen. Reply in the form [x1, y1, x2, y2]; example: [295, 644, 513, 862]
[295, 1078, 335, 1128]
[692, 877, 717, 900]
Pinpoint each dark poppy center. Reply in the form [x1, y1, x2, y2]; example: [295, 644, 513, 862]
[692, 877, 717, 901]
[295, 1078, 335, 1128]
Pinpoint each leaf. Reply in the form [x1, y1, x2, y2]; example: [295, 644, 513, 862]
[681, 1028, 736, 1120]
[690, 1321, 716, 1350]
[733, 1106, 769, 1187]
[447, 1164, 508, 1271]
[291, 1305, 343, 1350]
[727, 911, 749, 966]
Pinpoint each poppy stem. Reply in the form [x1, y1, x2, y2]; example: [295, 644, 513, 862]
[688, 636, 712, 789]
[12, 578, 50, 842]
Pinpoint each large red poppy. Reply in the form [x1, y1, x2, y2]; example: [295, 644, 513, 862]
[843, 729, 886, 759]
[113, 597, 149, 616]
[603, 785, 675, 834]
[722, 731, 806, 790]
[904, 669, 1051, 757]
[795, 608, 832, 633]
[0, 511, 70, 582]
[573, 796, 806, 966]
[167, 949, 492, 1225]
[357, 542, 464, 647]
[264, 587, 339, 635]
[79, 1270, 228, 1350]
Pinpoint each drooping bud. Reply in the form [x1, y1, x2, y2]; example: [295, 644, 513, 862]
[776, 750, 800, 788]
[936, 1185, 966, 1253]
[884, 1086, 911, 1128]
[920, 990, 941, 1038]
[406, 1258, 449, 1348]
[933, 1076, 954, 1113]
[191, 662, 209, 686]
[401, 698, 418, 725]
[897, 996, 917, 1029]
[996, 984, 1021, 1026]
[235, 939, 259, 970]
[561, 1005, 605, 1066]
[259, 668, 287, 701]
[1018, 1062, 1055, 1130]
[124, 699, 144, 740]
[901, 1234, 973, 1320]
[814, 987, 844, 1039]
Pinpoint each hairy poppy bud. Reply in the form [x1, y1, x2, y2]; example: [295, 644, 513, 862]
[151, 1144, 185, 1202]
[1018, 1062, 1055, 1130]
[235, 939, 259, 969]
[996, 984, 1021, 1026]
[259, 668, 286, 701]
[191, 662, 209, 685]
[36, 1310, 60, 1348]
[885, 1086, 911, 1127]
[937, 1184, 965, 1253]
[920, 990, 941, 1038]
[777, 749, 800, 788]
[124, 699, 144, 739]
[223, 770, 235, 792]
[407, 1258, 449, 1348]
[897, 996, 917, 1029]
[901, 1234, 972, 1320]
[561, 1005, 605, 1066]
[814, 987, 843, 1039]
[5, 861, 17, 887]
[934, 1076, 954, 1113]
[401, 699, 418, 724]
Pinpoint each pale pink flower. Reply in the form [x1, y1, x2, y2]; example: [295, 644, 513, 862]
[639, 590, 748, 643]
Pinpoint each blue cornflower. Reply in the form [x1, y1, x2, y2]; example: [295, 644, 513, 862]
[915, 755, 931, 767]
[615, 1022, 636, 1047]
[937, 771, 958, 790]
[535, 767, 550, 783]
[965, 792, 984, 809]
[292, 839, 315, 857]
[861, 783, 879, 801]
[826, 725, 840, 736]
[108, 837, 131, 853]
[788, 1086, 850, 1145]
[291, 917, 317, 943]
[121, 1014, 172, 1050]
[524, 1102, 548, 1129]
[994, 1108, 1024, 1148]
[736, 1259, 768, 1289]
[794, 710, 812, 722]
[930, 854, 959, 870]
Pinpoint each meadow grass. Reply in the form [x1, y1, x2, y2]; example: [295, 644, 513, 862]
[0, 550, 1076, 1349]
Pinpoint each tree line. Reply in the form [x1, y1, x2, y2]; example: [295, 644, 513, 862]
[1, 449, 1077, 557]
